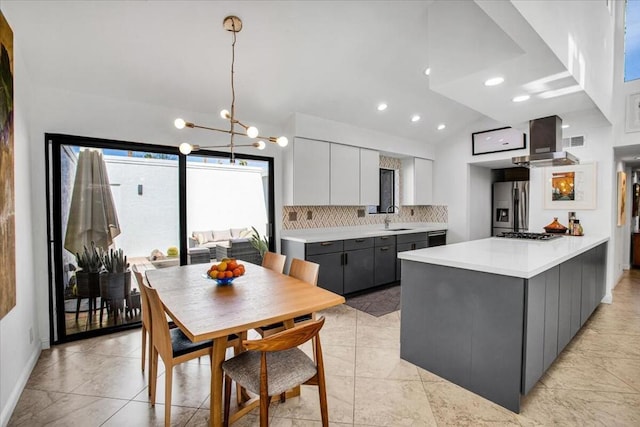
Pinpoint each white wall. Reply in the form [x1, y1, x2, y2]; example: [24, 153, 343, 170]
[434, 116, 517, 243]
[512, 0, 615, 122]
[0, 44, 41, 427]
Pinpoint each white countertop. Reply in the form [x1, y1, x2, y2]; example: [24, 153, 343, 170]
[280, 223, 448, 243]
[397, 234, 609, 279]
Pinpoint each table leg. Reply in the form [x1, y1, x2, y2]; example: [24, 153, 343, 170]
[210, 336, 228, 427]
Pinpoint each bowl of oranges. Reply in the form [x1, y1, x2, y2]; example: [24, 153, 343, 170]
[206, 258, 246, 286]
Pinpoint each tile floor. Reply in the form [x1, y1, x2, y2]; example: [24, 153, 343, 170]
[8, 270, 640, 426]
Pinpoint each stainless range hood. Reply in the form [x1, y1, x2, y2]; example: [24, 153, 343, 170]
[512, 115, 579, 168]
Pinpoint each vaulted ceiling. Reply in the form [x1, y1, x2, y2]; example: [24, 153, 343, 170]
[4, 0, 606, 146]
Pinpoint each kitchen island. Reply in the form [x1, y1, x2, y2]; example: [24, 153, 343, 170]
[398, 235, 608, 413]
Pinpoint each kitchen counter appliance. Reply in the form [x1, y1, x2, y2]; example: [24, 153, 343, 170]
[496, 231, 563, 241]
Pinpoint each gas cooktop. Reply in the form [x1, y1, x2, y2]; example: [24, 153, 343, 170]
[496, 232, 564, 241]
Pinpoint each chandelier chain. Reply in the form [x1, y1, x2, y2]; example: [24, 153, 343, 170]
[229, 18, 237, 162]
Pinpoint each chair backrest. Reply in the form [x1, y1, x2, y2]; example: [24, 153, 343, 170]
[139, 281, 173, 359]
[132, 264, 150, 329]
[243, 316, 325, 353]
[288, 258, 319, 286]
[262, 251, 286, 274]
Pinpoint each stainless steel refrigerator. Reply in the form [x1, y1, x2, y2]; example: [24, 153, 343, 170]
[492, 181, 529, 235]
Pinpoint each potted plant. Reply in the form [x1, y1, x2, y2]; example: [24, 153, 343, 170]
[249, 226, 269, 259]
[74, 243, 102, 322]
[99, 247, 131, 322]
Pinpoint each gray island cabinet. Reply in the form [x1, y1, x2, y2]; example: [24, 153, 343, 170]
[398, 235, 608, 413]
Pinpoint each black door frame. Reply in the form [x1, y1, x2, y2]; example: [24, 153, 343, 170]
[46, 133, 275, 343]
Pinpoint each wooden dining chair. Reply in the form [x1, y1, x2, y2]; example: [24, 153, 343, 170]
[140, 280, 240, 427]
[131, 264, 151, 373]
[255, 258, 320, 337]
[261, 251, 286, 274]
[222, 317, 328, 427]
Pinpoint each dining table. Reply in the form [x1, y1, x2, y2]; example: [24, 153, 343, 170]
[145, 261, 345, 427]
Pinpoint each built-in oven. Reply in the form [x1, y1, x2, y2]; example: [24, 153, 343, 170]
[427, 230, 447, 247]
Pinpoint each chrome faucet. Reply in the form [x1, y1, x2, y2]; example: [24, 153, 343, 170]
[384, 205, 399, 229]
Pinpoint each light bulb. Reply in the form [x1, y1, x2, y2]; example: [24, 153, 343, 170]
[276, 136, 289, 147]
[512, 95, 530, 103]
[247, 126, 259, 138]
[179, 142, 193, 155]
[174, 118, 186, 129]
[256, 140, 266, 150]
[377, 103, 388, 111]
[220, 109, 231, 119]
[411, 115, 421, 122]
[437, 124, 446, 130]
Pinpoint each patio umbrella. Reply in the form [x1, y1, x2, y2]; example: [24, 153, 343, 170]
[64, 149, 121, 255]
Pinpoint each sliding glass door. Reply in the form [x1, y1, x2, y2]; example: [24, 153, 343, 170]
[47, 135, 275, 343]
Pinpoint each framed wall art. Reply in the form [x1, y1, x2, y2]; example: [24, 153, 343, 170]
[543, 162, 597, 210]
[0, 10, 14, 320]
[625, 92, 640, 133]
[618, 171, 627, 226]
[472, 127, 526, 155]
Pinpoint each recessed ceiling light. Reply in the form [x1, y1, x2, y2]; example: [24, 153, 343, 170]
[377, 103, 388, 111]
[411, 115, 421, 122]
[512, 95, 530, 103]
[562, 124, 570, 129]
[424, 67, 431, 76]
[437, 124, 446, 130]
[484, 77, 504, 86]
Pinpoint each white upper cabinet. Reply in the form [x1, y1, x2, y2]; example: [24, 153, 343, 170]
[292, 138, 330, 205]
[401, 157, 433, 205]
[285, 137, 380, 206]
[359, 148, 380, 205]
[330, 144, 360, 205]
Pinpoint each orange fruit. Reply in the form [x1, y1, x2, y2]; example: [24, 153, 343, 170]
[217, 271, 226, 279]
[227, 260, 238, 270]
[208, 271, 216, 278]
[225, 271, 233, 278]
[232, 268, 241, 277]
[210, 264, 218, 271]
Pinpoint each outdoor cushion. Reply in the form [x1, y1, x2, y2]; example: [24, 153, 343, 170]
[193, 230, 214, 244]
[231, 227, 247, 238]
[213, 229, 232, 242]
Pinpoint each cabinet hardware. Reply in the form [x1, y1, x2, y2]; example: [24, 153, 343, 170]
[380, 236, 389, 240]
[344, 252, 348, 264]
[355, 238, 365, 242]
[411, 243, 416, 250]
[320, 242, 333, 246]
[380, 247, 389, 251]
[428, 231, 446, 236]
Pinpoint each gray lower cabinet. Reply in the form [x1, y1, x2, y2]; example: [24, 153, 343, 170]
[374, 235, 396, 286]
[396, 233, 428, 281]
[290, 237, 375, 295]
[304, 239, 344, 295]
[343, 245, 375, 293]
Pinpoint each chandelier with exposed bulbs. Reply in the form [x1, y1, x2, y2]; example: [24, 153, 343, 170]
[174, 16, 288, 163]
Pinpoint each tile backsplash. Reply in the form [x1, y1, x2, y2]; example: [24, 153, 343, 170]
[282, 205, 448, 229]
